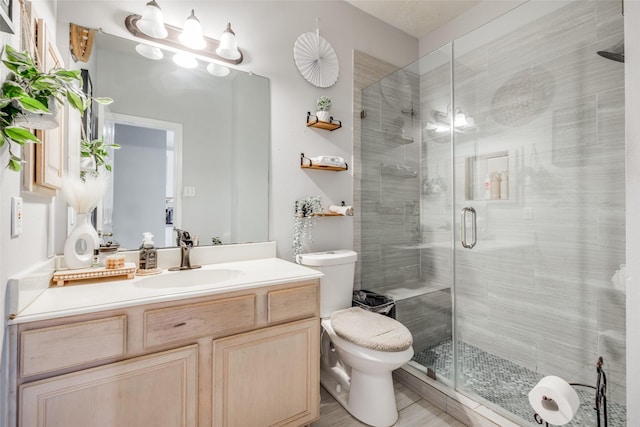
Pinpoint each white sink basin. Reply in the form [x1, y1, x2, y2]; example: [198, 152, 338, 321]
[136, 268, 242, 289]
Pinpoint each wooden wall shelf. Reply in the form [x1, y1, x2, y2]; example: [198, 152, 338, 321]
[301, 164, 347, 171]
[300, 153, 348, 171]
[306, 112, 342, 131]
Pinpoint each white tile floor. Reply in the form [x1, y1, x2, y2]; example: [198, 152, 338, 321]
[311, 381, 468, 427]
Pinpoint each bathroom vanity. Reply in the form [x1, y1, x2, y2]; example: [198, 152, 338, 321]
[7, 247, 322, 427]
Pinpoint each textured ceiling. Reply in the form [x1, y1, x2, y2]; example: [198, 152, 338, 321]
[346, 0, 481, 39]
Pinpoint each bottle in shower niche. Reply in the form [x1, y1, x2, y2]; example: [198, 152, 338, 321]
[138, 232, 157, 270]
[484, 173, 492, 200]
[490, 172, 502, 200]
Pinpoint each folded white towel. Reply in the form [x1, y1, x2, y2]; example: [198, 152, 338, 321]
[310, 156, 346, 168]
[329, 205, 354, 216]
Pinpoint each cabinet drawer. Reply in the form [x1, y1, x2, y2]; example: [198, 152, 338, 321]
[20, 316, 127, 378]
[144, 294, 256, 348]
[268, 283, 318, 324]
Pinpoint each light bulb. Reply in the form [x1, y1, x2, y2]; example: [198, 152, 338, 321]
[216, 23, 241, 60]
[137, 0, 168, 39]
[173, 52, 198, 69]
[179, 9, 206, 50]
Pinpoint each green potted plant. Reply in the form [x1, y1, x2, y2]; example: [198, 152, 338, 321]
[316, 96, 331, 122]
[0, 45, 112, 171]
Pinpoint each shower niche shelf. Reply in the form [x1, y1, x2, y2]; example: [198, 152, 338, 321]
[306, 112, 342, 131]
[300, 153, 348, 171]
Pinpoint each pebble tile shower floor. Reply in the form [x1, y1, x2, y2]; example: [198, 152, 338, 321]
[413, 340, 626, 426]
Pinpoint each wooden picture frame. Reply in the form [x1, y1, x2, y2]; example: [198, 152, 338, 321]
[0, 0, 14, 34]
[22, 16, 64, 194]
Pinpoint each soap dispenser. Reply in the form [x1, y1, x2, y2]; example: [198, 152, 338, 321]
[139, 232, 157, 270]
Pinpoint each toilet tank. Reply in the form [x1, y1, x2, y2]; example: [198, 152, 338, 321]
[296, 250, 358, 318]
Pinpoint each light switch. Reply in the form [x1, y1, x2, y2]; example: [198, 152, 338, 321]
[184, 186, 196, 197]
[11, 196, 23, 237]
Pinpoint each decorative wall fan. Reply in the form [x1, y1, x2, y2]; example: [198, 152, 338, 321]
[293, 26, 339, 88]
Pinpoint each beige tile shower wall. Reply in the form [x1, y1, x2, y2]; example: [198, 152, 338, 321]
[419, 0, 626, 402]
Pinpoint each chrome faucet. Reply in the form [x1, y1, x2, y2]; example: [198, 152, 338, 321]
[169, 229, 201, 271]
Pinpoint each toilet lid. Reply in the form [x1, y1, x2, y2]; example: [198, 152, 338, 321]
[330, 307, 413, 352]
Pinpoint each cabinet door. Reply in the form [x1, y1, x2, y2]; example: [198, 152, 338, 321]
[212, 318, 320, 427]
[20, 345, 198, 427]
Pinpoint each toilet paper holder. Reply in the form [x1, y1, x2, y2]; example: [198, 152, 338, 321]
[533, 356, 608, 427]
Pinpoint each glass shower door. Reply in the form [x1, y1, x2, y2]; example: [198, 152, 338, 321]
[452, 0, 626, 425]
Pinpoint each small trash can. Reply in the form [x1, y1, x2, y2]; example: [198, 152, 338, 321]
[352, 290, 395, 318]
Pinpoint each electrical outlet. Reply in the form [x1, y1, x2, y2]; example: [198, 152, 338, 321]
[11, 196, 23, 237]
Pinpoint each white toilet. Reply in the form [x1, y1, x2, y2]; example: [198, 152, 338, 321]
[297, 250, 414, 427]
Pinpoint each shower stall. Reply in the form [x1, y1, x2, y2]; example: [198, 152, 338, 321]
[358, 1, 626, 425]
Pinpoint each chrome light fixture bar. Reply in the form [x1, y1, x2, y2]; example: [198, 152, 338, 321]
[125, 14, 244, 65]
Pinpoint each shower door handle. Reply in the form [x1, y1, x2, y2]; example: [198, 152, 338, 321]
[460, 207, 477, 249]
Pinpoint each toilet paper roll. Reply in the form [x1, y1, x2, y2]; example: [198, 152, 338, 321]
[328, 205, 354, 216]
[528, 376, 580, 426]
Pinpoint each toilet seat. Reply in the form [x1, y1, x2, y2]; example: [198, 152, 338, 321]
[329, 307, 413, 352]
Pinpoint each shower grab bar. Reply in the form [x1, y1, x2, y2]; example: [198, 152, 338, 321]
[460, 207, 477, 249]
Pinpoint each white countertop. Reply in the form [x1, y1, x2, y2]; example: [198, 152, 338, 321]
[10, 257, 323, 325]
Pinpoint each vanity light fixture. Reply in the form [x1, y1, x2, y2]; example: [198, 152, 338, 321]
[178, 10, 206, 50]
[125, 7, 244, 65]
[136, 0, 168, 39]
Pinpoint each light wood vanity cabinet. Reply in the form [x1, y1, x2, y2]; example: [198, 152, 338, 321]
[10, 279, 320, 427]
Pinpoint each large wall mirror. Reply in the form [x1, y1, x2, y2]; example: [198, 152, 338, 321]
[84, 32, 269, 250]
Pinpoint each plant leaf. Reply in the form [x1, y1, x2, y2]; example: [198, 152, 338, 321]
[2, 80, 27, 98]
[66, 91, 85, 112]
[8, 155, 22, 171]
[4, 126, 40, 143]
[94, 97, 114, 105]
[53, 69, 81, 80]
[16, 96, 50, 113]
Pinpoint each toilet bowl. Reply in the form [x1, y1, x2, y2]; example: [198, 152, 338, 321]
[297, 250, 414, 427]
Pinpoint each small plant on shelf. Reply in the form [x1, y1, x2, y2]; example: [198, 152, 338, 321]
[315, 96, 331, 122]
[292, 196, 323, 259]
[316, 96, 331, 111]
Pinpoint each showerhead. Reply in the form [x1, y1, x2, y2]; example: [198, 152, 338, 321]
[597, 40, 624, 63]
